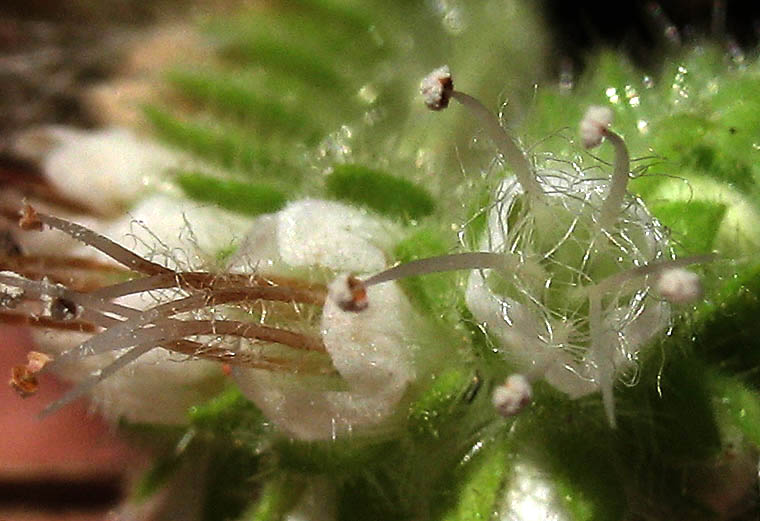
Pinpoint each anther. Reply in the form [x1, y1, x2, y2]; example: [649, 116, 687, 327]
[656, 267, 703, 304]
[420, 65, 453, 110]
[19, 204, 42, 231]
[10, 351, 51, 398]
[492, 374, 533, 417]
[328, 274, 368, 312]
[421, 67, 542, 199]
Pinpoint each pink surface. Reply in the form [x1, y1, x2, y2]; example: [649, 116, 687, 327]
[0, 325, 148, 520]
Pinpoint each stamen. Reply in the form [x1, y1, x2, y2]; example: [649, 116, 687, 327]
[586, 254, 713, 428]
[10, 351, 52, 398]
[0, 310, 99, 333]
[330, 252, 518, 311]
[593, 254, 715, 295]
[328, 251, 519, 312]
[10, 365, 40, 397]
[5, 209, 336, 414]
[0, 272, 137, 320]
[164, 339, 334, 374]
[40, 318, 326, 417]
[587, 285, 617, 428]
[492, 374, 533, 417]
[50, 285, 324, 368]
[421, 67, 542, 199]
[41, 343, 159, 416]
[579, 106, 631, 230]
[0, 254, 129, 274]
[363, 252, 517, 287]
[328, 275, 368, 312]
[90, 272, 327, 306]
[655, 267, 703, 304]
[21, 205, 171, 276]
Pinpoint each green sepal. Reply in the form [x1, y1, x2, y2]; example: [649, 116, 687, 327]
[325, 164, 435, 221]
[144, 105, 294, 177]
[709, 372, 760, 448]
[241, 474, 306, 521]
[175, 171, 287, 216]
[167, 69, 323, 143]
[437, 436, 511, 521]
[407, 367, 476, 440]
[132, 450, 185, 502]
[648, 200, 726, 254]
[690, 263, 760, 384]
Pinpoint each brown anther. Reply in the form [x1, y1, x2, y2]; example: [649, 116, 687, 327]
[19, 204, 42, 231]
[26, 351, 52, 373]
[341, 275, 369, 312]
[10, 365, 39, 397]
[421, 67, 453, 111]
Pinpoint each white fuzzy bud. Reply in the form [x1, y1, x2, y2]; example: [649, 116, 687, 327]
[580, 106, 613, 148]
[492, 374, 533, 417]
[420, 65, 453, 111]
[656, 268, 703, 304]
[230, 200, 415, 440]
[13, 126, 183, 215]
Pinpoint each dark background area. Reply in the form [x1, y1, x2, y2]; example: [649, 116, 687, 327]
[543, 0, 760, 69]
[1, 0, 759, 137]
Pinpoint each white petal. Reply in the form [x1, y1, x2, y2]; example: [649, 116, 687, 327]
[276, 199, 395, 272]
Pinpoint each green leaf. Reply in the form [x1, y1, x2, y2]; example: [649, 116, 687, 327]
[648, 200, 726, 254]
[325, 164, 435, 221]
[175, 172, 287, 216]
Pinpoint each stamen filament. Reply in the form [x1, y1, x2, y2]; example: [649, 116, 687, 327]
[597, 129, 631, 230]
[363, 251, 517, 287]
[91, 272, 327, 306]
[450, 91, 542, 199]
[23, 206, 172, 276]
[51, 285, 324, 367]
[592, 253, 715, 295]
[41, 343, 159, 417]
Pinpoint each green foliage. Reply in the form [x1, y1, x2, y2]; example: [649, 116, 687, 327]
[175, 172, 287, 216]
[241, 475, 305, 521]
[438, 436, 511, 521]
[144, 105, 293, 177]
[167, 69, 324, 143]
[325, 164, 435, 221]
[647, 200, 726, 254]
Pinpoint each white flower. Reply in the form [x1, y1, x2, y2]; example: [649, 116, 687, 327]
[229, 200, 416, 440]
[466, 170, 670, 421]
[420, 68, 675, 425]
